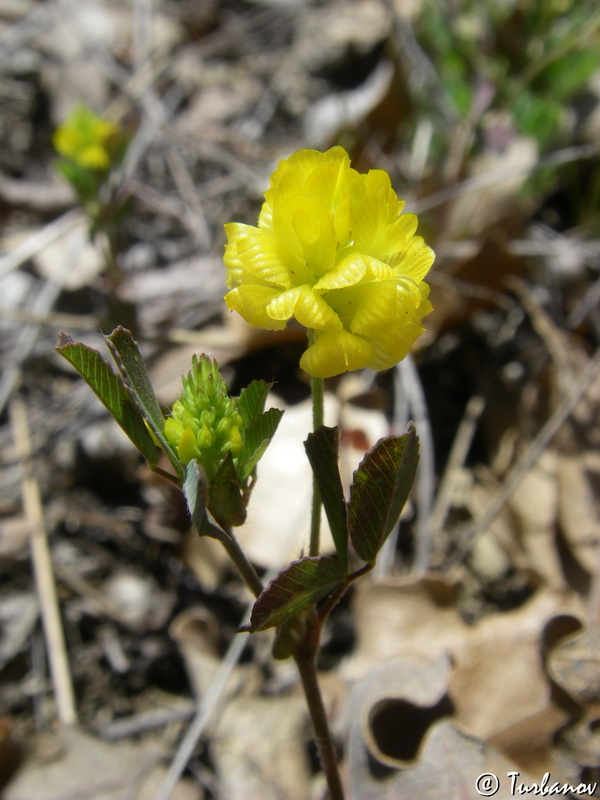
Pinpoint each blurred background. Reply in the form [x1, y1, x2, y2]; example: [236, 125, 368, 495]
[1, 1, 599, 798]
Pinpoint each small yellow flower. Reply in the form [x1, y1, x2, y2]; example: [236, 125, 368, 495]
[53, 105, 122, 172]
[224, 147, 434, 378]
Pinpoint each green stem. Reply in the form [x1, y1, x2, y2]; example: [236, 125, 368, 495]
[151, 465, 181, 486]
[309, 338, 325, 557]
[221, 527, 263, 599]
[295, 648, 344, 800]
[311, 375, 325, 431]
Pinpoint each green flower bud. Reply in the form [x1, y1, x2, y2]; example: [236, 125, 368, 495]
[216, 417, 231, 437]
[198, 424, 214, 451]
[225, 426, 243, 456]
[165, 354, 245, 480]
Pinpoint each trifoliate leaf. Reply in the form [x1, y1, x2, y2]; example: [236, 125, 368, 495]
[347, 425, 419, 564]
[105, 326, 180, 475]
[237, 406, 284, 481]
[249, 556, 345, 632]
[55, 333, 159, 467]
[237, 380, 272, 427]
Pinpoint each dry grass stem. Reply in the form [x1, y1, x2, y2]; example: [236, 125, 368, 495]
[10, 397, 77, 727]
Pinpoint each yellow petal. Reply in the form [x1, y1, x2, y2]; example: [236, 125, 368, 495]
[368, 322, 425, 370]
[368, 301, 430, 368]
[267, 149, 323, 196]
[225, 286, 287, 330]
[258, 200, 274, 229]
[78, 144, 110, 171]
[268, 148, 354, 267]
[416, 279, 431, 304]
[363, 168, 395, 198]
[291, 206, 323, 246]
[331, 194, 352, 249]
[358, 282, 432, 369]
[391, 236, 436, 283]
[361, 255, 395, 281]
[313, 253, 367, 292]
[348, 280, 398, 335]
[300, 329, 374, 378]
[286, 146, 349, 186]
[352, 196, 414, 262]
[273, 194, 337, 277]
[267, 285, 342, 329]
[304, 161, 352, 245]
[350, 279, 424, 336]
[224, 223, 292, 289]
[53, 126, 80, 159]
[384, 213, 419, 256]
[268, 147, 350, 213]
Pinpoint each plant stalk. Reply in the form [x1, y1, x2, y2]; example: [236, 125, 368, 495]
[295, 647, 344, 800]
[221, 528, 263, 599]
[309, 353, 325, 557]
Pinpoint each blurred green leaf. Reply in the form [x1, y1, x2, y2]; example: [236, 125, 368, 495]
[250, 556, 345, 632]
[54, 159, 102, 203]
[347, 425, 419, 564]
[55, 332, 159, 467]
[513, 90, 563, 146]
[538, 48, 600, 100]
[416, 0, 600, 159]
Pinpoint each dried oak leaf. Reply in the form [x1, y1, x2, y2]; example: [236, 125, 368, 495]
[547, 624, 600, 707]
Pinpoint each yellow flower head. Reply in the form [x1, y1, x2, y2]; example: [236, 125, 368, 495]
[224, 147, 434, 378]
[53, 105, 122, 172]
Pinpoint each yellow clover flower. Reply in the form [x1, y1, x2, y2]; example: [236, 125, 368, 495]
[224, 146, 434, 378]
[53, 105, 121, 172]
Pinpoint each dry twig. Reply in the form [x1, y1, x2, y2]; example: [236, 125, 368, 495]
[10, 397, 77, 727]
[452, 346, 600, 567]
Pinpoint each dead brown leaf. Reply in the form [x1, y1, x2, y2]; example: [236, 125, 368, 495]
[348, 712, 532, 800]
[547, 625, 600, 707]
[212, 694, 311, 800]
[557, 455, 600, 576]
[4, 726, 166, 800]
[347, 578, 583, 773]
